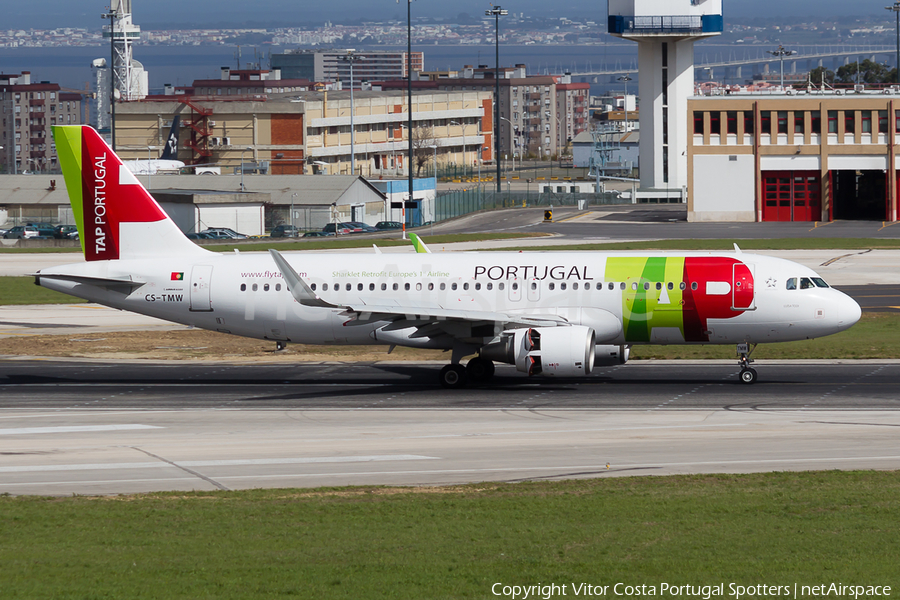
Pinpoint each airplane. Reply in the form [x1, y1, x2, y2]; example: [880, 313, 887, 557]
[35, 125, 862, 389]
[123, 116, 186, 175]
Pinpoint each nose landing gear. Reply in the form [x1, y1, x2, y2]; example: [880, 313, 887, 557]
[737, 342, 758, 384]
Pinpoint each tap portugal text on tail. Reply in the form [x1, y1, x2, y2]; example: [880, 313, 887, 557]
[37, 125, 862, 388]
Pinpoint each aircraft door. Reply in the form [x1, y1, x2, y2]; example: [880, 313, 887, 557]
[732, 263, 755, 310]
[189, 265, 214, 312]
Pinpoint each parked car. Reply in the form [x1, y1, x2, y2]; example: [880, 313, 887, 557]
[375, 221, 403, 231]
[302, 231, 334, 238]
[270, 224, 301, 238]
[54, 225, 79, 239]
[345, 221, 378, 233]
[3, 225, 42, 239]
[198, 230, 233, 240]
[201, 228, 249, 239]
[322, 222, 354, 235]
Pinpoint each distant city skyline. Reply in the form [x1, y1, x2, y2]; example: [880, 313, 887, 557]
[2, 1, 886, 30]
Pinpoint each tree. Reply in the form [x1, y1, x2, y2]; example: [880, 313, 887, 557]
[836, 59, 891, 85]
[807, 66, 835, 86]
[411, 127, 437, 178]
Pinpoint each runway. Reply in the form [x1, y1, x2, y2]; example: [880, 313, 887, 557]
[1, 359, 898, 496]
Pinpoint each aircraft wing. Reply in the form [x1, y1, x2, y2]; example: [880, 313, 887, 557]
[268, 249, 566, 335]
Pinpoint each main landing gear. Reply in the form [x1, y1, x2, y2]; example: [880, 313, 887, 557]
[737, 342, 758, 384]
[439, 356, 495, 389]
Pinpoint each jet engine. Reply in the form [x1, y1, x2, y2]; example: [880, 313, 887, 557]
[482, 325, 596, 377]
[593, 344, 630, 367]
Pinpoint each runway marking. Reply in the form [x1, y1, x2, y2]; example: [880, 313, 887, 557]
[6, 455, 900, 489]
[0, 455, 439, 474]
[0, 424, 162, 436]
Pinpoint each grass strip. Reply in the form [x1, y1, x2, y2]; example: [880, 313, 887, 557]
[0, 276, 87, 305]
[1, 471, 898, 598]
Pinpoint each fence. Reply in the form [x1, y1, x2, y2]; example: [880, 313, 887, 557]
[434, 186, 631, 224]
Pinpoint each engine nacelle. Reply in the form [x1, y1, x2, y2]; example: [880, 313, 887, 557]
[594, 344, 630, 367]
[510, 326, 596, 377]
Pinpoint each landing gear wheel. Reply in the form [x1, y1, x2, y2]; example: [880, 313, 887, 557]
[739, 368, 758, 385]
[439, 364, 468, 389]
[466, 357, 495, 383]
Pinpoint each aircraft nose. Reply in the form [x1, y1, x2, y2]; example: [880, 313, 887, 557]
[837, 292, 862, 329]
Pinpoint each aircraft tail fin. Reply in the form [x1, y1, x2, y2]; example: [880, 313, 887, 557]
[159, 115, 180, 161]
[52, 125, 210, 262]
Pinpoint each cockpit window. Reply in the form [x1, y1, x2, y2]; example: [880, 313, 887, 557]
[812, 277, 829, 288]
[800, 277, 815, 289]
[786, 278, 797, 290]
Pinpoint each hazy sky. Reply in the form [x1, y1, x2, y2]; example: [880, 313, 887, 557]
[5, 0, 882, 30]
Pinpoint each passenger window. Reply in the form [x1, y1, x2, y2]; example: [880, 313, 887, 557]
[356, 283, 362, 291]
[240, 283, 246, 291]
[620, 283, 626, 290]
[800, 277, 814, 289]
[475, 283, 481, 290]
[276, 284, 281, 292]
[381, 283, 387, 291]
[512, 282, 519, 290]
[573, 282, 579, 290]
[322, 283, 328, 291]
[263, 284, 270, 292]
[680, 282, 686, 291]
[597, 282, 603, 290]
[656, 282, 662, 290]
[440, 283, 446, 291]
[463, 283, 469, 290]
[608, 282, 614, 291]
[632, 282, 638, 291]
[786, 278, 797, 290]
[404, 283, 410, 291]
[393, 283, 399, 291]
[531, 282, 537, 290]
[369, 283, 375, 291]
[667, 282, 674, 290]
[560, 283, 566, 291]
[252, 283, 258, 292]
[691, 282, 698, 291]
[416, 283, 422, 291]
[549, 282, 555, 290]
[451, 283, 458, 291]
[643, 282, 650, 291]
[487, 283, 493, 290]
[311, 283, 317, 291]
[346, 283, 352, 291]
[428, 283, 434, 291]
[499, 283, 505, 290]
[333, 283, 338, 290]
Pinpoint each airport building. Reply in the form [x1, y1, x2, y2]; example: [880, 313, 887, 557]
[0, 71, 83, 175]
[688, 91, 900, 222]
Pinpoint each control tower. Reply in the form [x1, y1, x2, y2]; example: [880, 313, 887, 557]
[102, 0, 148, 101]
[608, 0, 722, 200]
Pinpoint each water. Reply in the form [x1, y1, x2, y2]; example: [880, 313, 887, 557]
[0, 42, 784, 95]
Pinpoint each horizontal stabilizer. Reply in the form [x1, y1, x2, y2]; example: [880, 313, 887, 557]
[33, 272, 145, 293]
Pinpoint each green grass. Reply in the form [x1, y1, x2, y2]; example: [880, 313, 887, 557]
[631, 312, 900, 360]
[1, 472, 898, 598]
[0, 276, 87, 305]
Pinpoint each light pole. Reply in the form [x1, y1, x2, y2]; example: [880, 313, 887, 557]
[499, 116, 514, 173]
[240, 147, 252, 191]
[428, 144, 437, 182]
[888, 3, 900, 83]
[617, 74, 632, 133]
[486, 5, 507, 194]
[450, 120, 467, 178]
[766, 45, 796, 89]
[101, 8, 116, 150]
[340, 50, 360, 175]
[291, 192, 297, 235]
[147, 145, 156, 189]
[405, 0, 413, 241]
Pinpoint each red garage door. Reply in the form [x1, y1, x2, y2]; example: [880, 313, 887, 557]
[762, 171, 822, 222]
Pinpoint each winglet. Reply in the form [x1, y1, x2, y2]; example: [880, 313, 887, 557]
[409, 233, 431, 254]
[733, 243, 742, 254]
[268, 249, 340, 308]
